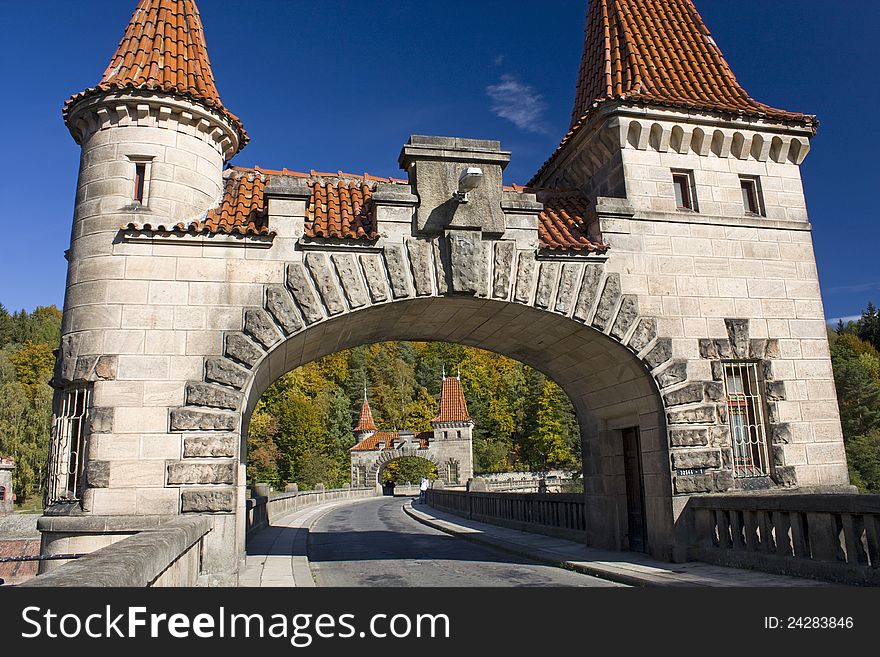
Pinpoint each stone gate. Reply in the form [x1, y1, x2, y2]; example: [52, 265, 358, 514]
[43, 0, 849, 584]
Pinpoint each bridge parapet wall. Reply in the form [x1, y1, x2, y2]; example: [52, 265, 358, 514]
[427, 489, 587, 542]
[21, 516, 210, 587]
[685, 494, 880, 585]
[246, 486, 379, 538]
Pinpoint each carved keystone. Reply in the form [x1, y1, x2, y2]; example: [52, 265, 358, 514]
[447, 231, 488, 296]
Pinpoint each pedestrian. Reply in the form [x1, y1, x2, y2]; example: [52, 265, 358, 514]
[419, 476, 429, 504]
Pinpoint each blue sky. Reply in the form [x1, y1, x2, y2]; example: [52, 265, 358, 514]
[0, 0, 878, 322]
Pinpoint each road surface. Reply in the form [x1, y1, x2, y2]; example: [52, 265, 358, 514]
[307, 496, 624, 587]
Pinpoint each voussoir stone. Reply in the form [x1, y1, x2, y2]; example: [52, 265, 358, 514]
[170, 408, 237, 432]
[514, 251, 536, 304]
[305, 252, 346, 315]
[225, 333, 264, 369]
[656, 360, 688, 388]
[447, 231, 487, 296]
[610, 295, 639, 340]
[360, 254, 389, 302]
[181, 489, 235, 513]
[167, 462, 236, 485]
[407, 238, 435, 296]
[573, 264, 603, 321]
[592, 274, 621, 330]
[554, 263, 580, 315]
[286, 263, 325, 324]
[534, 262, 559, 310]
[383, 245, 410, 299]
[331, 253, 369, 308]
[628, 317, 656, 353]
[492, 241, 516, 299]
[186, 382, 241, 410]
[644, 337, 673, 369]
[205, 358, 249, 390]
[244, 308, 282, 349]
[265, 286, 304, 335]
[183, 434, 237, 458]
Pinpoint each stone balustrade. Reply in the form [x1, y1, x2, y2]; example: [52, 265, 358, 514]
[427, 489, 586, 542]
[246, 486, 378, 538]
[20, 517, 211, 587]
[686, 494, 880, 585]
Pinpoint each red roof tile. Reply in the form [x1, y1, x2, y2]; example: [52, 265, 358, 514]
[354, 399, 378, 432]
[65, 0, 247, 148]
[532, 0, 816, 185]
[432, 377, 472, 424]
[534, 189, 609, 253]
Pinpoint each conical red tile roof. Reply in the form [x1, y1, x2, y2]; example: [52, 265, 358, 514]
[532, 0, 815, 184]
[65, 0, 247, 148]
[432, 377, 471, 424]
[354, 398, 378, 433]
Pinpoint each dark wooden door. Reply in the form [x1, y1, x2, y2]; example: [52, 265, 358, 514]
[622, 427, 648, 552]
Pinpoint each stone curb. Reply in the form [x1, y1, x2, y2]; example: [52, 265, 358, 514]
[403, 501, 658, 588]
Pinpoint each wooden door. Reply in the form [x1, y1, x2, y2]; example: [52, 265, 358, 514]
[622, 427, 648, 552]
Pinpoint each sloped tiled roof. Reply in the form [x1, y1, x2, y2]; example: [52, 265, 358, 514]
[432, 377, 472, 424]
[351, 431, 432, 452]
[354, 398, 378, 433]
[532, 0, 815, 184]
[65, 0, 247, 148]
[126, 167, 606, 252]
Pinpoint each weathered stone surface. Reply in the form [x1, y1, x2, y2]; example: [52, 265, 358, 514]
[73, 355, 99, 382]
[244, 309, 282, 349]
[286, 263, 325, 324]
[554, 263, 580, 314]
[205, 358, 249, 390]
[305, 253, 346, 315]
[670, 428, 709, 447]
[644, 337, 672, 369]
[331, 254, 369, 308]
[764, 339, 780, 359]
[167, 461, 236, 485]
[407, 238, 435, 296]
[656, 360, 688, 388]
[432, 240, 448, 295]
[725, 318, 750, 358]
[628, 317, 656, 353]
[86, 461, 110, 488]
[57, 333, 82, 383]
[534, 262, 559, 310]
[89, 407, 114, 434]
[592, 274, 621, 330]
[705, 381, 725, 402]
[771, 423, 792, 445]
[609, 295, 637, 340]
[699, 338, 734, 360]
[513, 251, 536, 304]
[183, 434, 237, 458]
[667, 405, 716, 425]
[671, 449, 721, 470]
[492, 241, 516, 299]
[265, 286, 304, 335]
[663, 383, 704, 407]
[383, 245, 410, 299]
[573, 265, 603, 321]
[749, 339, 768, 359]
[673, 471, 733, 494]
[95, 355, 118, 380]
[360, 254, 389, 302]
[225, 333, 263, 369]
[772, 466, 798, 488]
[186, 383, 241, 410]
[181, 489, 235, 513]
[447, 231, 487, 296]
[170, 408, 236, 432]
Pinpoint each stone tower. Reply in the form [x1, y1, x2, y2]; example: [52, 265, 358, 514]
[48, 0, 246, 576]
[0, 457, 14, 515]
[430, 374, 474, 484]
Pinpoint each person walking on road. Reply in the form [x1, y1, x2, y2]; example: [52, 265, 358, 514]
[419, 477, 429, 504]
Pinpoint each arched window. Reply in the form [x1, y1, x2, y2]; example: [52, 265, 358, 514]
[0, 485, 6, 501]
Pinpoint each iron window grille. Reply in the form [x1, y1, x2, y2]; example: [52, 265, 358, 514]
[47, 385, 92, 503]
[0, 486, 5, 502]
[722, 361, 771, 478]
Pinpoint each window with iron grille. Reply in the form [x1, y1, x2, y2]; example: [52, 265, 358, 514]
[447, 460, 460, 485]
[0, 485, 5, 501]
[47, 385, 92, 503]
[722, 362, 770, 478]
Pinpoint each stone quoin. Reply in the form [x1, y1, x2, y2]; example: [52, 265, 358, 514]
[44, 0, 847, 585]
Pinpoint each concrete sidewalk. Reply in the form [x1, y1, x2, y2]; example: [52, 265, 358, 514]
[404, 501, 830, 587]
[239, 498, 377, 587]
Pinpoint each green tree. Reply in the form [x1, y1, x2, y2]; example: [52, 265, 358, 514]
[382, 457, 437, 484]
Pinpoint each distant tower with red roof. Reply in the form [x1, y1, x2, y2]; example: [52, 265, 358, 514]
[350, 374, 474, 488]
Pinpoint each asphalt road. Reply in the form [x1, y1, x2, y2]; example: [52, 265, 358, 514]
[307, 496, 624, 587]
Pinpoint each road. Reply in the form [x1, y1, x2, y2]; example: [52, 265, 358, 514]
[307, 496, 624, 587]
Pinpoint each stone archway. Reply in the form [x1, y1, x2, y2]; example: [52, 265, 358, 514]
[373, 452, 441, 487]
[166, 236, 691, 572]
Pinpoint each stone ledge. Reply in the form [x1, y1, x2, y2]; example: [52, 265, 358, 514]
[22, 517, 211, 587]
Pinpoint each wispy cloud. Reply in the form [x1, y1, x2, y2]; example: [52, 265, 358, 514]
[826, 281, 880, 294]
[486, 74, 548, 134]
[826, 315, 861, 326]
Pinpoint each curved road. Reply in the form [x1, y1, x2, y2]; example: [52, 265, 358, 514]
[307, 496, 623, 587]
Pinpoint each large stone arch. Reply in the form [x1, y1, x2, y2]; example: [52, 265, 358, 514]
[371, 451, 441, 486]
[167, 236, 706, 568]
